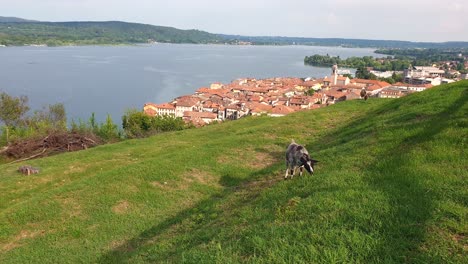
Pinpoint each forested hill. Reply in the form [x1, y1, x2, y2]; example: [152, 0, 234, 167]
[1, 16, 468, 48]
[220, 34, 468, 49]
[0, 20, 224, 46]
[0, 16, 37, 23]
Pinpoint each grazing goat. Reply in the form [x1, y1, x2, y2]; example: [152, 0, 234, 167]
[360, 88, 369, 101]
[285, 140, 318, 179]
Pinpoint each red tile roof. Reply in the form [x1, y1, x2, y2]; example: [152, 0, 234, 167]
[271, 105, 296, 115]
[183, 111, 217, 119]
[155, 103, 176, 109]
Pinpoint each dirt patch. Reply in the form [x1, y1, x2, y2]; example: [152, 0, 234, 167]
[179, 168, 221, 190]
[108, 239, 135, 252]
[112, 200, 131, 214]
[452, 233, 467, 250]
[249, 151, 280, 169]
[218, 146, 282, 169]
[151, 169, 220, 191]
[1, 229, 44, 252]
[184, 169, 218, 185]
[64, 165, 86, 175]
[151, 181, 169, 188]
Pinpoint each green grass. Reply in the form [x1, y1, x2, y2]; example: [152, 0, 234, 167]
[1, 81, 467, 263]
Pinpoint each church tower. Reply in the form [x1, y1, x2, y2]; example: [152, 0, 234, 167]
[331, 64, 338, 85]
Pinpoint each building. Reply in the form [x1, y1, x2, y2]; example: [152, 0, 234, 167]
[183, 111, 218, 126]
[174, 96, 201, 117]
[143, 103, 176, 117]
[379, 87, 410, 98]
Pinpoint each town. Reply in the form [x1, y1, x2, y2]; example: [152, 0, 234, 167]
[143, 65, 451, 126]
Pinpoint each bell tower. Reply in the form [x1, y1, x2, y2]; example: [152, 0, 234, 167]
[331, 64, 338, 85]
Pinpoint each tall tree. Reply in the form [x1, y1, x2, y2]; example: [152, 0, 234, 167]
[0, 92, 29, 143]
[0, 92, 29, 127]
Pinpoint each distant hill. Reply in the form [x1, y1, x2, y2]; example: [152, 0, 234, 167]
[220, 34, 468, 49]
[1, 16, 468, 48]
[0, 20, 224, 46]
[0, 16, 38, 22]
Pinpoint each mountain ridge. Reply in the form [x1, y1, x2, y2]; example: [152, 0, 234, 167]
[1, 16, 468, 48]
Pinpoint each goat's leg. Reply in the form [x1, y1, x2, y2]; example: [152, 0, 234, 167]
[285, 162, 291, 179]
[285, 167, 290, 179]
[299, 166, 303, 176]
[290, 167, 296, 179]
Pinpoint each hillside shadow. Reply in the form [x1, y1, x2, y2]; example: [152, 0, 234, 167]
[307, 88, 467, 261]
[99, 153, 283, 263]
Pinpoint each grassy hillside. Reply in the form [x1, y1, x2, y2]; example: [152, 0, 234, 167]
[0, 81, 467, 263]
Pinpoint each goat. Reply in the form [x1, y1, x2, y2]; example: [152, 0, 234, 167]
[285, 140, 318, 180]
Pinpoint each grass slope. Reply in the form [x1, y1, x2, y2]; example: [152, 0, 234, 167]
[0, 81, 467, 263]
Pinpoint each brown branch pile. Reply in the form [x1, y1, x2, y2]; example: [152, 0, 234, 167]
[3, 132, 101, 161]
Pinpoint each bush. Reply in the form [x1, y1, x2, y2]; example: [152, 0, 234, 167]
[122, 109, 186, 138]
[97, 114, 120, 141]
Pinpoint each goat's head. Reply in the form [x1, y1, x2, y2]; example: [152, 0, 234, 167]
[300, 154, 319, 174]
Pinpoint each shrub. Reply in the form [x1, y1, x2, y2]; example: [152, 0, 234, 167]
[122, 109, 186, 138]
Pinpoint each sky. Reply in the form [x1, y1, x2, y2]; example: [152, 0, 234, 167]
[1, 0, 467, 42]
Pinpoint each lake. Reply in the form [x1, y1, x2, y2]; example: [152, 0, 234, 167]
[0, 44, 380, 124]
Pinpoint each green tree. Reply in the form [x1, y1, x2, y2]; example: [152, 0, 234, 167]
[89, 112, 98, 133]
[304, 89, 315, 96]
[0, 92, 29, 143]
[26, 103, 67, 133]
[0, 92, 29, 127]
[47, 103, 67, 131]
[122, 109, 152, 138]
[98, 114, 119, 141]
[355, 67, 376, 79]
[122, 109, 186, 139]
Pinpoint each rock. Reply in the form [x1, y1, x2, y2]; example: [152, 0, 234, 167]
[18, 165, 40, 175]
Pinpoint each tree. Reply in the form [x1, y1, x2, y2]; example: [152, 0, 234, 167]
[0, 92, 29, 127]
[342, 73, 353, 79]
[0, 92, 29, 143]
[88, 112, 98, 133]
[98, 114, 119, 141]
[26, 103, 67, 132]
[122, 109, 152, 138]
[305, 89, 315, 96]
[47, 103, 67, 131]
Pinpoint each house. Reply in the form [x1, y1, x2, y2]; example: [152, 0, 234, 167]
[225, 103, 249, 120]
[174, 96, 201, 117]
[393, 82, 433, 92]
[210, 82, 224, 89]
[324, 90, 347, 104]
[201, 101, 220, 113]
[270, 105, 297, 117]
[143, 103, 158, 116]
[379, 87, 410, 98]
[299, 80, 322, 91]
[350, 79, 391, 95]
[183, 111, 218, 126]
[323, 76, 350, 86]
[289, 96, 315, 109]
[248, 102, 273, 116]
[311, 92, 328, 104]
[143, 103, 176, 117]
